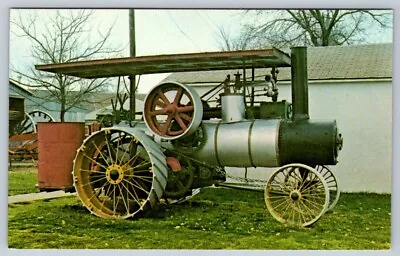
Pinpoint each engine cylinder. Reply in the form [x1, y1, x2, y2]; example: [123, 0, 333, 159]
[221, 94, 246, 123]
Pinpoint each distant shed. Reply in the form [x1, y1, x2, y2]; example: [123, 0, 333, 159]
[9, 80, 87, 122]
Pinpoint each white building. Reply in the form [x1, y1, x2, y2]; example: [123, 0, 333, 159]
[163, 44, 392, 193]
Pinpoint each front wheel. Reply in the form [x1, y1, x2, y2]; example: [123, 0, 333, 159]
[265, 163, 330, 227]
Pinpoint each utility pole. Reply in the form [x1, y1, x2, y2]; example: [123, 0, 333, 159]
[129, 9, 136, 121]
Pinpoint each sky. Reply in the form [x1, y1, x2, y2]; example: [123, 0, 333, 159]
[9, 9, 246, 93]
[9, 9, 393, 93]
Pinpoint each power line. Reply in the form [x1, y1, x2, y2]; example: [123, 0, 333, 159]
[166, 10, 201, 52]
[204, 11, 224, 32]
[195, 10, 219, 33]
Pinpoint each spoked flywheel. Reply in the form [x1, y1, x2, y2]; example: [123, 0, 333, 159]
[265, 164, 330, 227]
[143, 81, 203, 140]
[315, 165, 340, 211]
[73, 128, 168, 219]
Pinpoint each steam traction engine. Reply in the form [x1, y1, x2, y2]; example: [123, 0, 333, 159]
[36, 47, 343, 227]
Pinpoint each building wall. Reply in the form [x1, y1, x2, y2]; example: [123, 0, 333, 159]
[85, 98, 144, 121]
[25, 100, 86, 122]
[190, 80, 392, 193]
[308, 80, 392, 193]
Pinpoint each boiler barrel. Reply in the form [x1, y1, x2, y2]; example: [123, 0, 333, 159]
[191, 119, 341, 168]
[192, 120, 280, 167]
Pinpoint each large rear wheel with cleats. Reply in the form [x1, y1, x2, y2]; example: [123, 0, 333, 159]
[73, 128, 168, 219]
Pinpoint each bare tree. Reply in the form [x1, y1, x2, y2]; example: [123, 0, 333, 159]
[216, 9, 392, 49]
[217, 25, 257, 51]
[10, 9, 123, 121]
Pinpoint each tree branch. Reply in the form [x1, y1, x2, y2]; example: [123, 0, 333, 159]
[215, 9, 392, 49]
[11, 9, 122, 121]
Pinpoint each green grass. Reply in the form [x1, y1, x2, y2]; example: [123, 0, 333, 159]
[8, 187, 391, 250]
[8, 167, 38, 196]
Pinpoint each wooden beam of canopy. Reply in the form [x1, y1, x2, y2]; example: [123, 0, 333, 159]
[35, 48, 291, 79]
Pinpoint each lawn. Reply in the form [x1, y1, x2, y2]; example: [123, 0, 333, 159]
[8, 185, 391, 249]
[8, 166, 39, 195]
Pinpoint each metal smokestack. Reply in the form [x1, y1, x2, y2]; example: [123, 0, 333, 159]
[291, 47, 309, 120]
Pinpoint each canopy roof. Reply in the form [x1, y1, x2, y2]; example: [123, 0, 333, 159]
[35, 48, 291, 79]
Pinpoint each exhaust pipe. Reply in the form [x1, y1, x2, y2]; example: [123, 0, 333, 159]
[291, 47, 309, 120]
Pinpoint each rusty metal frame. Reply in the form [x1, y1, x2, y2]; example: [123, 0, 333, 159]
[35, 48, 291, 79]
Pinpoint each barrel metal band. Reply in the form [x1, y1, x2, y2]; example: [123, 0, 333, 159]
[275, 120, 282, 166]
[214, 120, 223, 167]
[248, 119, 256, 167]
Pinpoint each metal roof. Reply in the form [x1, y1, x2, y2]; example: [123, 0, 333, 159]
[164, 44, 393, 84]
[35, 48, 291, 79]
[9, 80, 34, 96]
